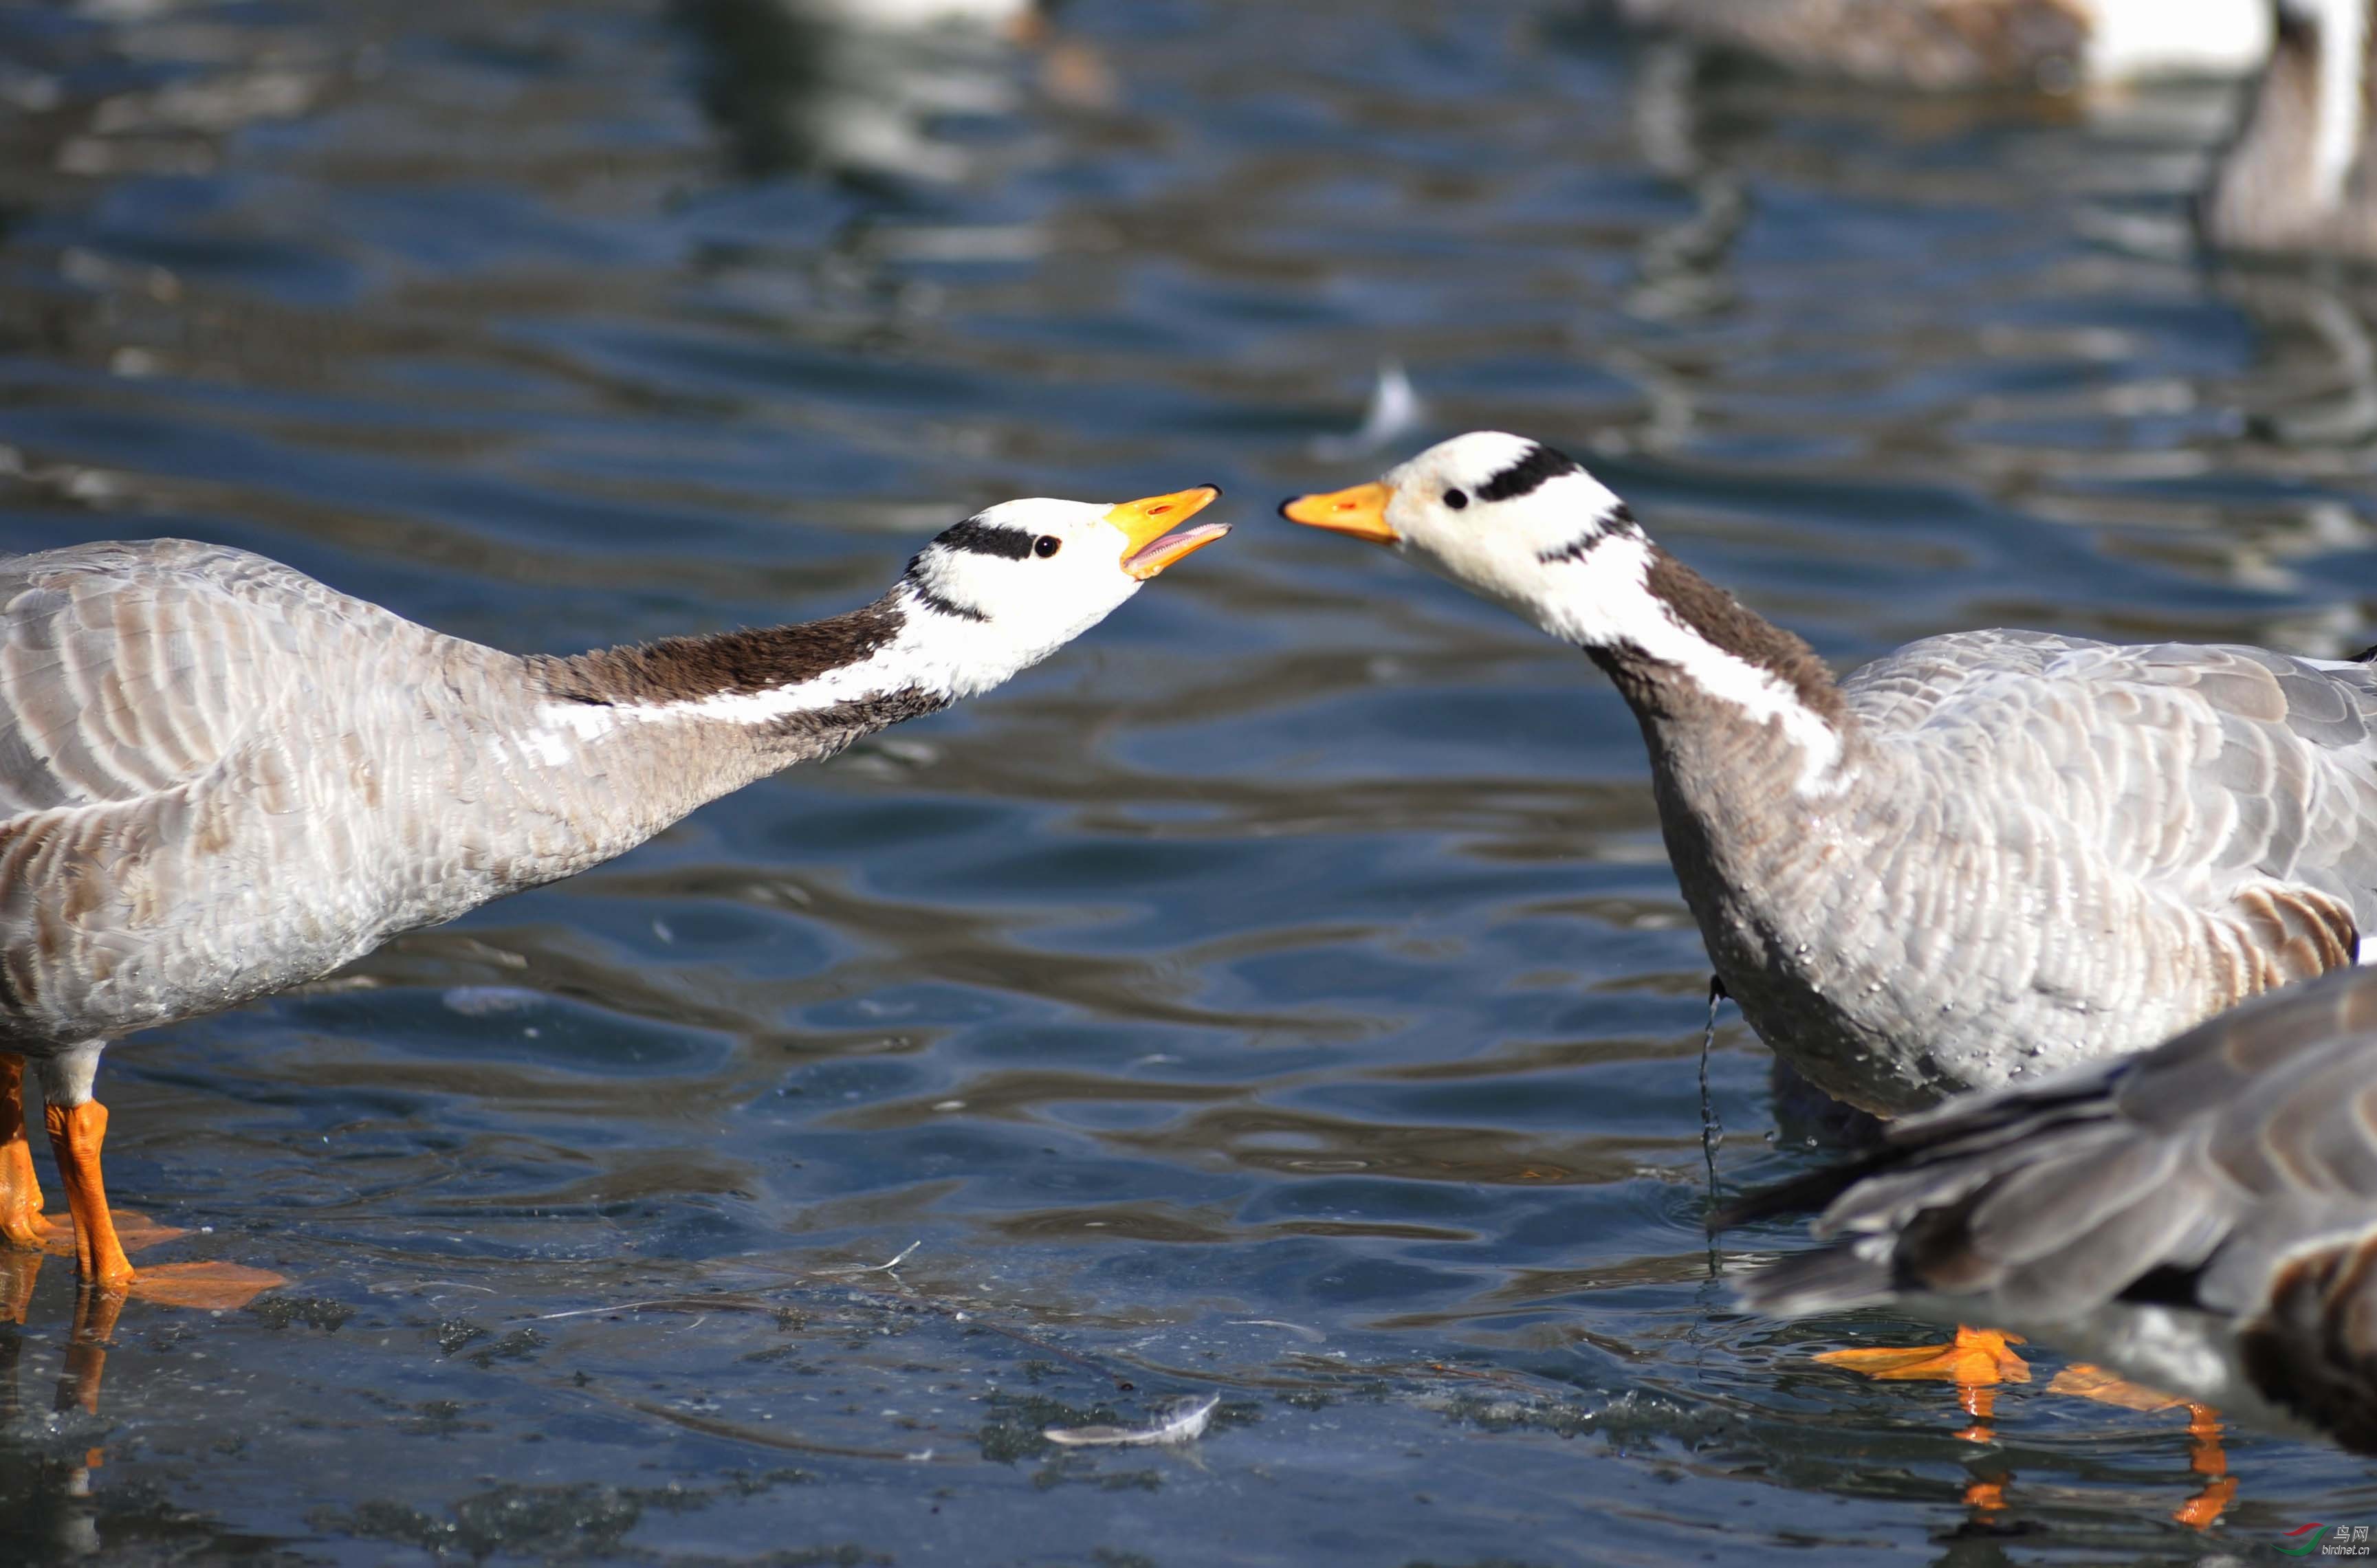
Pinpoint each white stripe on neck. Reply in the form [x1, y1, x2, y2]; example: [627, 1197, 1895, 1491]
[2081, 0, 2272, 81]
[519, 587, 978, 765]
[2314, 0, 2370, 206]
[1542, 532, 1845, 795]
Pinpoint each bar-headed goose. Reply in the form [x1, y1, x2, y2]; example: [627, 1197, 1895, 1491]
[1284, 434, 2377, 1115]
[1284, 432, 2377, 1392]
[1617, 0, 2271, 91]
[0, 487, 1227, 1296]
[2202, 0, 2377, 258]
[1727, 963, 2377, 1457]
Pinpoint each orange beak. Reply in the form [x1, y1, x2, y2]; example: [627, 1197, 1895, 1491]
[1279, 481, 1396, 545]
[1107, 486, 1229, 580]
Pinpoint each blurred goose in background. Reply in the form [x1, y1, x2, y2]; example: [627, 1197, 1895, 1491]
[0, 489, 1227, 1296]
[791, 0, 1038, 30]
[1618, 0, 2271, 90]
[2203, 0, 2377, 258]
[1729, 963, 2377, 1458]
[684, 0, 1030, 186]
[681, 0, 1108, 189]
[1285, 432, 2377, 1393]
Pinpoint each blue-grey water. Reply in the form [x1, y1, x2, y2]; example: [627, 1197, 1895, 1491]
[3, 1, 2375, 1563]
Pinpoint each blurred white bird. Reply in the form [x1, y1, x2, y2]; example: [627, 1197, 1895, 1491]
[1619, 0, 2271, 90]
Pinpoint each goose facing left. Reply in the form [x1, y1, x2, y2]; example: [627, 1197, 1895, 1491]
[1281, 434, 2377, 1118]
[0, 487, 1229, 1293]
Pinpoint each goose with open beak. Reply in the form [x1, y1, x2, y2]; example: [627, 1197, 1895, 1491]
[0, 485, 1227, 1299]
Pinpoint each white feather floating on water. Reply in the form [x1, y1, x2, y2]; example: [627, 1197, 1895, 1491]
[1042, 1395, 1220, 1448]
[815, 1239, 922, 1276]
[1311, 362, 1425, 460]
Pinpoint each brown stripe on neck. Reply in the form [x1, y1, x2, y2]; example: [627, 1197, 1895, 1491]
[538, 595, 906, 707]
[1638, 546, 1847, 723]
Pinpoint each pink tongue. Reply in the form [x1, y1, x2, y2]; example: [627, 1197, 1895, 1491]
[1126, 521, 1227, 571]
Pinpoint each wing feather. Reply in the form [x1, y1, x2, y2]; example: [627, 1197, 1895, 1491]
[0, 540, 384, 821]
[1846, 633, 2377, 954]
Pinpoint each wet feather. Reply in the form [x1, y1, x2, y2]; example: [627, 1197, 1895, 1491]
[1042, 1395, 1220, 1448]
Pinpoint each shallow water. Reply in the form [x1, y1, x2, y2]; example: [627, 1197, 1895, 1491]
[3, 1, 2376, 1563]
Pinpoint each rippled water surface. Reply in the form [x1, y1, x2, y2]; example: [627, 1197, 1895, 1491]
[6, 1, 2377, 1563]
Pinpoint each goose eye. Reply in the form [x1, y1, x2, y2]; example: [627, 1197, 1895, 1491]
[1034, 535, 1061, 558]
[1444, 489, 1469, 511]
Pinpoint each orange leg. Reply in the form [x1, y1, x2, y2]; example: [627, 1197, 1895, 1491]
[58, 1286, 124, 1422]
[2045, 1367, 2237, 1530]
[2173, 1403, 2236, 1530]
[44, 1101, 131, 1293]
[1947, 1384, 2015, 1513]
[0, 1248, 37, 1325]
[0, 1057, 50, 1249]
[1953, 1378, 2002, 1445]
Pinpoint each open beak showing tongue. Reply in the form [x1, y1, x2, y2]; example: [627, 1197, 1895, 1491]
[1108, 486, 1229, 580]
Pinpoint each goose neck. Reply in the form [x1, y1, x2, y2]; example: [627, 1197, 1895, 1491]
[1534, 533, 1851, 797]
[528, 584, 980, 774]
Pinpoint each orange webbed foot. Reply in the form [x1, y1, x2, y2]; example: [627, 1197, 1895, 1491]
[2046, 1362, 2184, 1411]
[0, 1208, 54, 1253]
[39, 1211, 281, 1307]
[127, 1262, 285, 1312]
[1816, 1325, 2030, 1384]
[1819, 1327, 2029, 1442]
[39, 1208, 186, 1263]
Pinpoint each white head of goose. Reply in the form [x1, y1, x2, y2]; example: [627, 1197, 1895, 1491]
[1286, 434, 2377, 1120]
[0, 487, 1227, 1298]
[2202, 0, 2377, 258]
[556, 489, 1229, 721]
[1727, 964, 2377, 1457]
